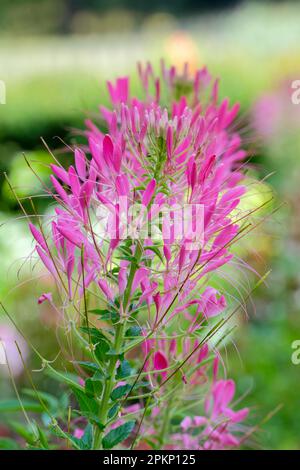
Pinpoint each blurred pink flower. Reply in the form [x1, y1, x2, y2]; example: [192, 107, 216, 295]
[73, 428, 84, 439]
[0, 324, 28, 377]
[37, 292, 53, 304]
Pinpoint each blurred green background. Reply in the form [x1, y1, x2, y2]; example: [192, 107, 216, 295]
[1, 0, 300, 450]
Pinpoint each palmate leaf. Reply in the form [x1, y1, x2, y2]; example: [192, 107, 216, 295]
[125, 326, 142, 338]
[108, 403, 120, 420]
[79, 412, 104, 429]
[85, 372, 103, 398]
[79, 326, 112, 363]
[72, 387, 99, 415]
[94, 339, 111, 363]
[102, 421, 136, 449]
[110, 384, 131, 401]
[116, 359, 132, 379]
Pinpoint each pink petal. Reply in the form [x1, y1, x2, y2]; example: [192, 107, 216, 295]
[50, 175, 69, 204]
[98, 279, 114, 301]
[29, 223, 48, 252]
[142, 179, 156, 206]
[103, 134, 114, 162]
[181, 416, 192, 432]
[37, 292, 52, 304]
[50, 164, 70, 185]
[153, 351, 169, 379]
[74, 148, 87, 180]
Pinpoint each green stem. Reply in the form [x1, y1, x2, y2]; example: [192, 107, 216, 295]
[93, 242, 143, 449]
[122, 242, 143, 311]
[93, 321, 125, 449]
[158, 397, 173, 449]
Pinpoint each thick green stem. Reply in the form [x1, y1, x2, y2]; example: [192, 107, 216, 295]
[93, 322, 125, 449]
[93, 242, 143, 449]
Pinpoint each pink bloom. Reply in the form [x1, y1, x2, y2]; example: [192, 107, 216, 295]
[37, 292, 53, 304]
[73, 428, 84, 439]
[0, 324, 28, 377]
[28, 61, 254, 451]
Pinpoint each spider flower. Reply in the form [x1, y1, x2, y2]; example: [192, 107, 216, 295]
[29, 62, 254, 450]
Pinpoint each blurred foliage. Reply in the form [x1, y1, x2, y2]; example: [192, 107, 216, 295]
[0, 0, 241, 36]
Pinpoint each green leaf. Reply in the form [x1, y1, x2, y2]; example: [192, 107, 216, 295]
[102, 421, 136, 449]
[9, 421, 36, 446]
[45, 367, 84, 391]
[111, 384, 131, 401]
[0, 438, 19, 450]
[36, 423, 49, 449]
[94, 339, 110, 363]
[108, 403, 120, 420]
[88, 309, 108, 315]
[116, 360, 132, 379]
[79, 327, 111, 345]
[72, 361, 101, 373]
[22, 388, 58, 412]
[88, 309, 119, 322]
[50, 426, 80, 450]
[72, 388, 99, 415]
[125, 326, 142, 338]
[85, 372, 103, 398]
[144, 245, 164, 263]
[74, 424, 93, 450]
[0, 399, 43, 413]
[82, 413, 104, 429]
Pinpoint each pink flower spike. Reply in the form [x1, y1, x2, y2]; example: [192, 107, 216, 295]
[142, 179, 156, 206]
[37, 292, 52, 304]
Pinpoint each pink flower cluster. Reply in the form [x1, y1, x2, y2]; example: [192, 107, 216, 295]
[30, 61, 250, 449]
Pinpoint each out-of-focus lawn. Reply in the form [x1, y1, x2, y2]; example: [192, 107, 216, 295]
[1, 2, 300, 449]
